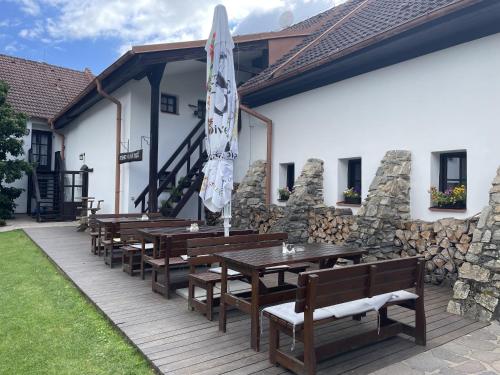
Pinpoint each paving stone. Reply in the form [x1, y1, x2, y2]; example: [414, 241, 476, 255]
[443, 342, 473, 356]
[451, 360, 487, 374]
[404, 351, 448, 372]
[470, 350, 500, 363]
[455, 336, 497, 351]
[431, 347, 468, 363]
[370, 362, 424, 375]
[437, 368, 464, 375]
[468, 328, 497, 341]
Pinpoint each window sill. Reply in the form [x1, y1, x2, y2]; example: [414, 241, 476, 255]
[337, 201, 361, 208]
[429, 207, 467, 213]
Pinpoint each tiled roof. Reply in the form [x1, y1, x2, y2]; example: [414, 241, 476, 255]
[0, 54, 92, 120]
[240, 0, 475, 94]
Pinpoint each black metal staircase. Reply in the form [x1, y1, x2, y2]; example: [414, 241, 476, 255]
[134, 118, 207, 217]
[28, 150, 88, 222]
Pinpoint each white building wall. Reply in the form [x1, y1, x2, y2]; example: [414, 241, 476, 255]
[62, 61, 207, 217]
[247, 33, 500, 221]
[125, 61, 207, 218]
[62, 83, 132, 214]
[12, 120, 62, 214]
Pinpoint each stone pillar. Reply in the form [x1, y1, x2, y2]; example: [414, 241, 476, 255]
[448, 167, 500, 322]
[275, 158, 324, 243]
[347, 150, 411, 261]
[231, 160, 268, 230]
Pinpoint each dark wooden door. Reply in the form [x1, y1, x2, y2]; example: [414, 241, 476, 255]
[31, 130, 52, 171]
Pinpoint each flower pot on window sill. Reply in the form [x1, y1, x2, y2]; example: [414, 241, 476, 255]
[343, 196, 361, 205]
[432, 201, 466, 210]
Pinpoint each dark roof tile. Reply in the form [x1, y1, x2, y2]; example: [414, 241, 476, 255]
[241, 0, 469, 94]
[0, 54, 92, 120]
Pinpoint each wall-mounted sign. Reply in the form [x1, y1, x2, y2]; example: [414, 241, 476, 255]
[119, 149, 143, 164]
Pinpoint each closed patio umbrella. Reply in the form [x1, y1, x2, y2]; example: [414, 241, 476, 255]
[199, 4, 239, 236]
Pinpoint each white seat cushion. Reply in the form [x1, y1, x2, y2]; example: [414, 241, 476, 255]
[130, 243, 154, 250]
[263, 290, 419, 325]
[209, 267, 241, 276]
[265, 265, 290, 271]
[263, 302, 332, 325]
[176, 287, 221, 301]
[216, 280, 251, 293]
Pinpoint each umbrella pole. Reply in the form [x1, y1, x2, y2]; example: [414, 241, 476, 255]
[223, 201, 231, 237]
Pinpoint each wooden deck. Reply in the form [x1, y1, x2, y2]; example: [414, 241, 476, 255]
[24, 226, 489, 375]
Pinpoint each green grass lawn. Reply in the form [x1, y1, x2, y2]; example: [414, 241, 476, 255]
[0, 230, 154, 375]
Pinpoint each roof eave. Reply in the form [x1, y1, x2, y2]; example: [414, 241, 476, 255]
[239, 0, 485, 98]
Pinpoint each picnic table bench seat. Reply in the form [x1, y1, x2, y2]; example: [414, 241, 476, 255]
[186, 232, 309, 321]
[263, 257, 426, 375]
[140, 228, 255, 299]
[90, 213, 162, 255]
[102, 219, 196, 268]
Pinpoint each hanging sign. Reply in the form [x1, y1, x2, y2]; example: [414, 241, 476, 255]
[119, 149, 143, 164]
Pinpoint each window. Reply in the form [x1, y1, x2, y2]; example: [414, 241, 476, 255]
[439, 152, 467, 191]
[347, 159, 362, 195]
[430, 151, 467, 210]
[161, 94, 178, 114]
[279, 163, 295, 190]
[285, 163, 295, 191]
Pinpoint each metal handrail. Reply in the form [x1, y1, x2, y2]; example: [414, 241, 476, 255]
[134, 118, 205, 208]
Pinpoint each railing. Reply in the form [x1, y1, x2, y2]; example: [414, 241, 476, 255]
[134, 118, 205, 212]
[31, 168, 42, 222]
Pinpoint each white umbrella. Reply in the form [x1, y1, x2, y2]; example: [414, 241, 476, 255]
[199, 4, 239, 236]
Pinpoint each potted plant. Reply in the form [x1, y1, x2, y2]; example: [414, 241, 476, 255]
[178, 176, 191, 189]
[160, 200, 173, 217]
[278, 187, 291, 202]
[343, 187, 361, 204]
[170, 187, 182, 203]
[430, 185, 466, 209]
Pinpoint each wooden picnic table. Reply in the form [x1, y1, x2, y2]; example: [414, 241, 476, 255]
[216, 243, 368, 351]
[96, 216, 181, 250]
[137, 225, 254, 260]
[137, 226, 255, 296]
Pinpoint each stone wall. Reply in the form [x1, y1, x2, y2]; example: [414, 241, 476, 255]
[448, 167, 500, 322]
[273, 158, 324, 242]
[347, 150, 411, 261]
[232, 159, 324, 242]
[231, 160, 268, 230]
[394, 218, 477, 285]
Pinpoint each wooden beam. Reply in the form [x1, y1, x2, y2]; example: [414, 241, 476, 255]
[147, 63, 166, 212]
[240, 104, 272, 206]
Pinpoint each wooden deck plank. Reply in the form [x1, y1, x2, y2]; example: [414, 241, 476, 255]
[24, 226, 488, 375]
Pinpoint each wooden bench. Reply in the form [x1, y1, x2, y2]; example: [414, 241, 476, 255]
[103, 219, 195, 268]
[263, 257, 426, 375]
[144, 229, 255, 299]
[186, 233, 309, 321]
[89, 212, 161, 255]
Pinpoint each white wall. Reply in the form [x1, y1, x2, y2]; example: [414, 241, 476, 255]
[234, 111, 267, 183]
[62, 82, 132, 214]
[125, 61, 207, 218]
[249, 32, 500, 221]
[62, 61, 207, 217]
[12, 120, 63, 214]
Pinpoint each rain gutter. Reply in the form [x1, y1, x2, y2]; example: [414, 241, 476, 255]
[96, 78, 122, 214]
[48, 119, 65, 160]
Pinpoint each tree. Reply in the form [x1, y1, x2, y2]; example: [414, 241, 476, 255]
[0, 80, 31, 219]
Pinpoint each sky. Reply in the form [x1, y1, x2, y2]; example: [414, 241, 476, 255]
[0, 0, 345, 75]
